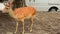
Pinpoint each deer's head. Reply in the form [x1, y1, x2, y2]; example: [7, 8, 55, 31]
[2, 0, 14, 13]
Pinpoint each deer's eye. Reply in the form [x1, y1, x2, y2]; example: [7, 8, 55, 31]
[5, 8, 9, 9]
[5, 7, 9, 9]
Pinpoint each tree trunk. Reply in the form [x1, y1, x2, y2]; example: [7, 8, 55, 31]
[12, 0, 27, 9]
[23, 0, 27, 7]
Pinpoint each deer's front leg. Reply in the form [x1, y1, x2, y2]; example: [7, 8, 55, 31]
[21, 19, 24, 34]
[14, 21, 19, 34]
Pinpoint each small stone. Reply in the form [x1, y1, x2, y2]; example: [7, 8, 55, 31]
[25, 33, 32, 34]
[7, 32, 13, 34]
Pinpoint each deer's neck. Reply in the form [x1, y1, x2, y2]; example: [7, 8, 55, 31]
[8, 8, 16, 18]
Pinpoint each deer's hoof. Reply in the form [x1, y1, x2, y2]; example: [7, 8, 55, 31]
[22, 32, 24, 34]
[14, 31, 17, 34]
[30, 29, 33, 32]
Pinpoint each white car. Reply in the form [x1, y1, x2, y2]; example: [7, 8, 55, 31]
[0, 3, 5, 11]
[25, 0, 60, 12]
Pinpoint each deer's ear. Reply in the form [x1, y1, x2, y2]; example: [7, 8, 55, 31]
[8, 0, 14, 5]
[3, 1, 8, 6]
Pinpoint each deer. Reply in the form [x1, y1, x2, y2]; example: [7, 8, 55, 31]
[2, 1, 36, 34]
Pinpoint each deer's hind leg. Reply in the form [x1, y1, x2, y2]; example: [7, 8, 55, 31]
[21, 19, 24, 34]
[30, 16, 34, 32]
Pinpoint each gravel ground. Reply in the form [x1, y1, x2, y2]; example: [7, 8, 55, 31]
[0, 11, 60, 34]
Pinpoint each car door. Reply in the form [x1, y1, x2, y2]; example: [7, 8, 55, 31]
[35, 0, 49, 11]
[25, 0, 49, 11]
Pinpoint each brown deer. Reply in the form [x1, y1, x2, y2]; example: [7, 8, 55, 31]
[3, 1, 36, 34]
